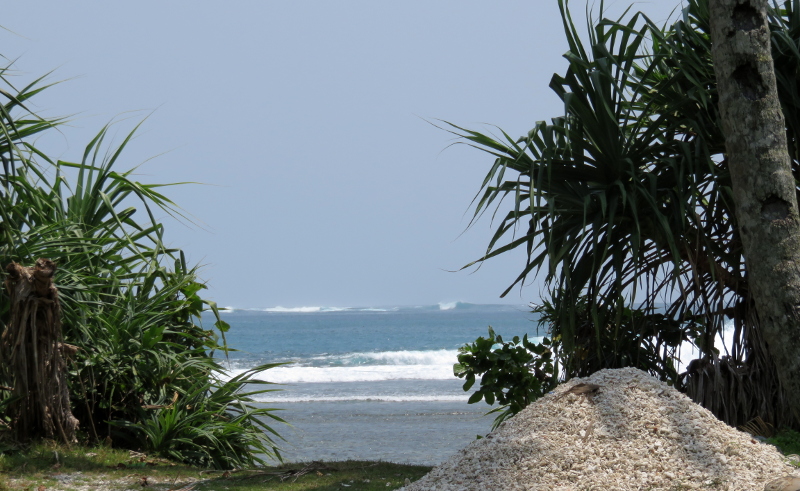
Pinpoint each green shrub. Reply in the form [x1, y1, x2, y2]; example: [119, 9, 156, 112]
[454, 327, 557, 429]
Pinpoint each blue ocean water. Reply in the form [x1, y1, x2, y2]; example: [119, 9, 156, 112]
[214, 303, 544, 465]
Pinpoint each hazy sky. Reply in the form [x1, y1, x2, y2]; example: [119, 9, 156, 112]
[4, 1, 681, 309]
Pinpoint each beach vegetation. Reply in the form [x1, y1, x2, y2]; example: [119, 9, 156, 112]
[451, 0, 800, 430]
[0, 57, 285, 467]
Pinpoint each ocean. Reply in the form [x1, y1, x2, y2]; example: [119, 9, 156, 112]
[214, 303, 543, 465]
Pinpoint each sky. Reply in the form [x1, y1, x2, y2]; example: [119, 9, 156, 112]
[3, 1, 682, 309]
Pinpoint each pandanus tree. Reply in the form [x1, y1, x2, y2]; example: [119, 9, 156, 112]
[0, 59, 285, 467]
[452, 0, 800, 429]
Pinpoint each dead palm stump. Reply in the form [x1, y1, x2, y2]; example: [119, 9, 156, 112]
[1, 259, 78, 443]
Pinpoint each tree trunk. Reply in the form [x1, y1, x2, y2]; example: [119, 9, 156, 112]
[1, 259, 78, 443]
[709, 0, 800, 422]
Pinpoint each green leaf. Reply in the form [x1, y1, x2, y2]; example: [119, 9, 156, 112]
[468, 391, 484, 404]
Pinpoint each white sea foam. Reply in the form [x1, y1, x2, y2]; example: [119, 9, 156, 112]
[222, 364, 455, 384]
[677, 322, 735, 371]
[222, 349, 465, 384]
[221, 344, 547, 385]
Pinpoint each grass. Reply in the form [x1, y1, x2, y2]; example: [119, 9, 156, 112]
[0, 442, 432, 491]
[766, 428, 800, 457]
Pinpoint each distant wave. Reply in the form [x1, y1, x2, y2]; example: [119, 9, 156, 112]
[250, 394, 469, 403]
[259, 306, 399, 313]
[218, 303, 518, 313]
[308, 349, 458, 367]
[439, 301, 471, 311]
[262, 306, 335, 313]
